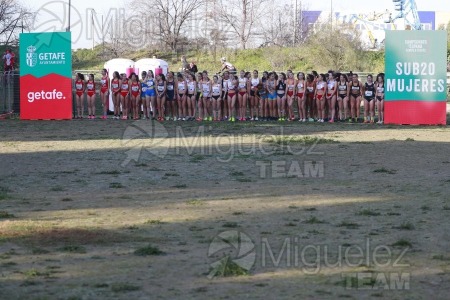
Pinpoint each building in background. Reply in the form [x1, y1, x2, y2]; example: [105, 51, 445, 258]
[302, 10, 450, 49]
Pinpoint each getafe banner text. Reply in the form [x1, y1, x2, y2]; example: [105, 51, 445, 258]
[20, 32, 72, 120]
[384, 30, 447, 125]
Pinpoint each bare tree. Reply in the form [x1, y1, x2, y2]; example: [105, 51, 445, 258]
[0, 0, 31, 45]
[130, 0, 205, 52]
[215, 0, 266, 49]
[257, 4, 293, 47]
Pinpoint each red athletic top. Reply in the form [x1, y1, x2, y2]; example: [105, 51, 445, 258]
[130, 81, 140, 97]
[86, 80, 95, 96]
[327, 80, 336, 97]
[100, 75, 109, 93]
[121, 79, 129, 96]
[111, 79, 120, 93]
[75, 79, 84, 96]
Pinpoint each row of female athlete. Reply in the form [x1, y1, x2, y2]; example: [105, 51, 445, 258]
[74, 68, 385, 123]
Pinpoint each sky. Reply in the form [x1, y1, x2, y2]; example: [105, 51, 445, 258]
[23, 0, 450, 49]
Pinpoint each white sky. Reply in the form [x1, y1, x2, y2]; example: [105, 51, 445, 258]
[23, 0, 450, 49]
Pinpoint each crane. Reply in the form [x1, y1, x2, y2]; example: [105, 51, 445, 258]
[388, 0, 422, 30]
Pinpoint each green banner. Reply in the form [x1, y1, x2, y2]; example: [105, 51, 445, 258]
[20, 32, 72, 78]
[385, 30, 447, 102]
[20, 32, 73, 120]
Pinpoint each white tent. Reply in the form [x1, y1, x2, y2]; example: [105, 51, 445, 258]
[135, 58, 169, 78]
[104, 58, 136, 112]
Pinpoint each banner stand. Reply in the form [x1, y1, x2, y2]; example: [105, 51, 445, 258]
[20, 32, 72, 120]
[384, 30, 447, 125]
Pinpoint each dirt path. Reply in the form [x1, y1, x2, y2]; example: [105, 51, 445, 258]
[0, 120, 449, 299]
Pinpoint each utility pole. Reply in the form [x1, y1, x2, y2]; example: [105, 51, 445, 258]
[91, 9, 95, 50]
[330, 0, 333, 30]
[293, 0, 298, 46]
[67, 0, 71, 31]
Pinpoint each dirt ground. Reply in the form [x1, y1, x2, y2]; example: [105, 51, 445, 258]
[0, 118, 449, 300]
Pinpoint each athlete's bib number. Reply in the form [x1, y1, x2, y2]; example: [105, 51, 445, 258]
[365, 91, 373, 97]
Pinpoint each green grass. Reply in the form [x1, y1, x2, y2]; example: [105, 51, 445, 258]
[421, 205, 431, 211]
[109, 182, 124, 188]
[0, 211, 15, 218]
[386, 212, 401, 216]
[230, 171, 244, 176]
[431, 254, 450, 261]
[391, 239, 412, 248]
[356, 209, 381, 216]
[395, 222, 415, 230]
[185, 199, 205, 206]
[304, 207, 317, 211]
[0, 186, 12, 200]
[164, 172, 180, 177]
[57, 245, 87, 253]
[134, 245, 164, 256]
[373, 168, 397, 174]
[190, 154, 206, 162]
[135, 163, 148, 167]
[49, 185, 65, 191]
[22, 268, 50, 278]
[337, 221, 360, 229]
[172, 184, 187, 188]
[1, 261, 17, 267]
[209, 255, 249, 277]
[144, 219, 165, 225]
[302, 216, 326, 224]
[232, 211, 245, 215]
[222, 222, 239, 228]
[96, 170, 121, 175]
[111, 282, 140, 292]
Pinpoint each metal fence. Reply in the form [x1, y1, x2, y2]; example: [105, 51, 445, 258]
[0, 71, 19, 116]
